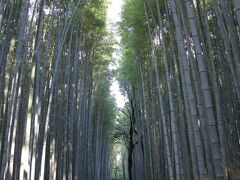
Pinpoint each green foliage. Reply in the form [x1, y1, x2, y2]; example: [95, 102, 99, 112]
[95, 79, 117, 136]
[120, 0, 150, 53]
[117, 0, 153, 95]
[112, 106, 131, 145]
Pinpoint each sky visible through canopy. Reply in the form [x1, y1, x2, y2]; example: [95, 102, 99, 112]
[107, 0, 125, 108]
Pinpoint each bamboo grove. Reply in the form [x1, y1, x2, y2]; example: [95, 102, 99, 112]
[117, 0, 240, 180]
[0, 0, 116, 180]
[1, 0, 240, 180]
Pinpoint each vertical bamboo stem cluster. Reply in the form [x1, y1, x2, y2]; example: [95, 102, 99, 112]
[0, 0, 116, 180]
[119, 0, 240, 179]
